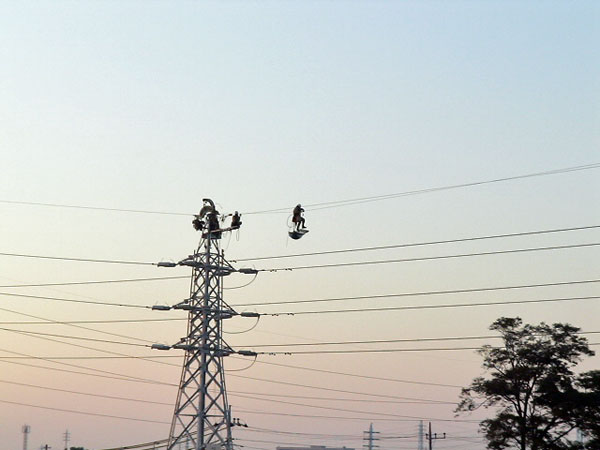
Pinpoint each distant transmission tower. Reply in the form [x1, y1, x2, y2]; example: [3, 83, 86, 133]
[153, 199, 255, 450]
[22, 425, 31, 450]
[417, 420, 424, 450]
[63, 430, 70, 450]
[363, 423, 379, 450]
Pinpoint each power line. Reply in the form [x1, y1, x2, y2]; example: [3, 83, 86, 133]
[0, 317, 186, 325]
[0, 319, 181, 371]
[244, 163, 600, 214]
[0, 358, 176, 386]
[257, 242, 600, 272]
[232, 224, 600, 262]
[0, 355, 180, 360]
[0, 277, 595, 320]
[0, 327, 150, 347]
[227, 373, 454, 403]
[0, 379, 173, 406]
[0, 344, 172, 384]
[271, 295, 600, 316]
[2, 223, 597, 271]
[10, 328, 598, 355]
[3, 163, 598, 218]
[232, 278, 600, 307]
[229, 390, 455, 404]
[244, 426, 365, 439]
[0, 307, 464, 400]
[0, 252, 156, 266]
[2, 238, 597, 291]
[0, 343, 455, 404]
[0, 291, 151, 308]
[234, 408, 477, 423]
[235, 357, 461, 389]
[0, 348, 459, 404]
[0, 198, 190, 216]
[243, 331, 600, 348]
[230, 392, 455, 420]
[0, 275, 187, 288]
[0, 399, 170, 424]
[255, 343, 600, 355]
[0, 305, 156, 343]
[0, 356, 456, 406]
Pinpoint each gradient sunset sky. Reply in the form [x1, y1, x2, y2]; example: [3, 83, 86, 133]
[1, 1, 599, 449]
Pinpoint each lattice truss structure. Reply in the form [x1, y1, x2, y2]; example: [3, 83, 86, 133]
[167, 234, 236, 450]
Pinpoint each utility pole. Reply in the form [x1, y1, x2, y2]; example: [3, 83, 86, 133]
[417, 420, 424, 450]
[22, 425, 31, 450]
[425, 422, 446, 450]
[63, 430, 70, 450]
[153, 199, 256, 450]
[363, 423, 379, 450]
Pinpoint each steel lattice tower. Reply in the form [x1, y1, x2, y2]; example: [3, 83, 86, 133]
[165, 200, 239, 450]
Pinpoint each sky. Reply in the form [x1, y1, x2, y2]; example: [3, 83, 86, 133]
[0, 1, 599, 449]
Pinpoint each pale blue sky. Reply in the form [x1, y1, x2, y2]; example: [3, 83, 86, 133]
[0, 1, 599, 449]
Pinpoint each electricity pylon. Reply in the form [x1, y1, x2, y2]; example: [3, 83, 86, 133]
[153, 199, 256, 450]
[363, 423, 379, 450]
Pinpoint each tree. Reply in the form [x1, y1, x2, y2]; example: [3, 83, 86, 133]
[456, 317, 600, 450]
[570, 370, 600, 449]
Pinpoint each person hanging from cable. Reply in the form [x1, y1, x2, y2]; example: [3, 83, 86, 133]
[292, 204, 306, 232]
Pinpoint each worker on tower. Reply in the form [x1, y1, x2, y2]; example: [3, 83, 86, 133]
[208, 209, 220, 232]
[231, 211, 242, 229]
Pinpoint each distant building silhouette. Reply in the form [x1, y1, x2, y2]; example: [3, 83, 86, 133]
[278, 446, 354, 450]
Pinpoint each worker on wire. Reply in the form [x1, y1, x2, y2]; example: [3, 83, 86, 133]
[292, 204, 306, 231]
[288, 203, 309, 240]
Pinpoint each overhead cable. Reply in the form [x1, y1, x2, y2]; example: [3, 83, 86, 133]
[0, 316, 187, 324]
[0, 379, 173, 406]
[0, 291, 150, 308]
[234, 408, 478, 423]
[2, 223, 597, 269]
[0, 275, 187, 288]
[232, 277, 600, 307]
[232, 224, 600, 262]
[0, 327, 150, 347]
[0, 344, 451, 404]
[229, 390, 454, 404]
[244, 331, 600, 348]
[257, 242, 600, 272]
[2, 163, 598, 217]
[0, 317, 186, 325]
[270, 295, 600, 316]
[227, 373, 454, 403]
[0, 399, 170, 424]
[0, 198, 190, 216]
[244, 162, 600, 214]
[0, 305, 155, 343]
[1, 278, 596, 322]
[231, 392, 455, 420]
[0, 357, 176, 386]
[0, 252, 156, 265]
[234, 357, 461, 389]
[0, 344, 171, 384]
[255, 343, 600, 355]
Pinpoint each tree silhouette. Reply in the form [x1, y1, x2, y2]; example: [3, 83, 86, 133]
[457, 317, 599, 450]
